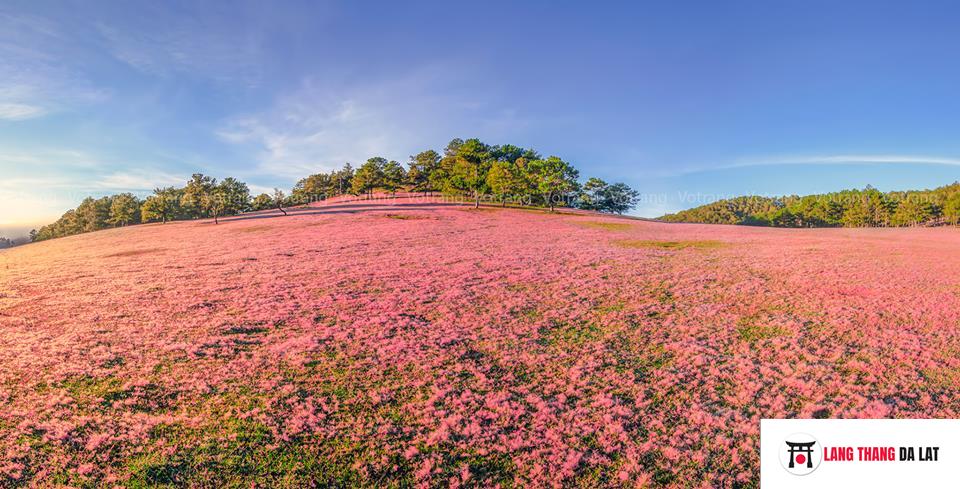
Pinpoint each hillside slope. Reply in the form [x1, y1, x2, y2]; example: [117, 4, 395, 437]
[1, 197, 959, 486]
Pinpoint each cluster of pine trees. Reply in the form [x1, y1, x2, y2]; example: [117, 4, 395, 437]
[29, 138, 640, 242]
[32, 175, 277, 241]
[289, 138, 639, 212]
[31, 193, 145, 242]
[660, 184, 960, 227]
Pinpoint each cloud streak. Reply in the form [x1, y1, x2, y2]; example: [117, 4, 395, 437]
[665, 154, 960, 178]
[217, 66, 530, 179]
[0, 11, 107, 120]
[95, 13, 264, 86]
[742, 154, 960, 166]
[0, 103, 46, 120]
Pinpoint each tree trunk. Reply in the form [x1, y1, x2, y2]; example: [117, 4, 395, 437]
[474, 191, 480, 209]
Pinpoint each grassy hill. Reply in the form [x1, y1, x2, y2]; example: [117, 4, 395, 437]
[1, 197, 959, 487]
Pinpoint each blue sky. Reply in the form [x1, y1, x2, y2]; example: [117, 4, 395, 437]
[4, 0, 960, 236]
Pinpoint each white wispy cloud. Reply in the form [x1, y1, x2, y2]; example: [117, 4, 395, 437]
[94, 171, 186, 190]
[217, 66, 531, 179]
[666, 154, 960, 178]
[0, 103, 46, 120]
[0, 148, 102, 169]
[739, 154, 960, 166]
[95, 16, 263, 86]
[0, 11, 108, 120]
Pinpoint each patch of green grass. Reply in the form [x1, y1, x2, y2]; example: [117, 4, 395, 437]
[419, 447, 517, 488]
[650, 283, 674, 304]
[736, 316, 790, 343]
[382, 213, 423, 220]
[222, 324, 268, 335]
[509, 304, 541, 321]
[59, 374, 125, 401]
[538, 319, 602, 347]
[613, 239, 725, 250]
[101, 356, 125, 368]
[504, 283, 528, 292]
[572, 221, 632, 231]
[921, 365, 960, 391]
[232, 225, 275, 233]
[105, 248, 166, 258]
[606, 333, 674, 380]
[59, 373, 177, 413]
[572, 452, 623, 488]
[594, 300, 625, 314]
[460, 206, 500, 213]
[129, 419, 370, 488]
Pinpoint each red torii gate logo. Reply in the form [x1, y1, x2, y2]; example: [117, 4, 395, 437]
[780, 433, 822, 475]
[787, 441, 816, 468]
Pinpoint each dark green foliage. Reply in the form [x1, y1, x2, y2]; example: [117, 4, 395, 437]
[250, 193, 274, 211]
[943, 191, 960, 224]
[36, 175, 254, 240]
[216, 177, 251, 217]
[435, 138, 590, 211]
[35, 195, 119, 241]
[443, 138, 493, 208]
[381, 160, 406, 193]
[290, 163, 354, 204]
[181, 173, 216, 217]
[577, 178, 640, 214]
[109, 193, 141, 226]
[407, 150, 441, 194]
[529, 156, 580, 211]
[79, 196, 113, 232]
[660, 196, 783, 225]
[661, 183, 960, 228]
[350, 157, 386, 198]
[141, 187, 183, 225]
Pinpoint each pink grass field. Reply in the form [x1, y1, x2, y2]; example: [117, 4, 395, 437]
[1, 197, 959, 487]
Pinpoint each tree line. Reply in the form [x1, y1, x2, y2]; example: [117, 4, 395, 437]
[290, 138, 639, 213]
[660, 184, 960, 227]
[31, 175, 267, 241]
[29, 138, 640, 242]
[0, 236, 31, 249]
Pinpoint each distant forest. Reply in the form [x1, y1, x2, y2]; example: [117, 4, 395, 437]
[25, 138, 640, 243]
[660, 183, 960, 227]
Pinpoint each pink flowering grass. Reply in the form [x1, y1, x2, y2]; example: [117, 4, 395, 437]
[1, 197, 959, 487]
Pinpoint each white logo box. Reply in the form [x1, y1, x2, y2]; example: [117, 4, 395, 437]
[761, 419, 955, 487]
